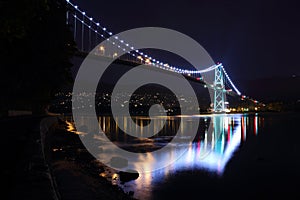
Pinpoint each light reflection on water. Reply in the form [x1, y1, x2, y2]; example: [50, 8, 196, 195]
[68, 113, 260, 199]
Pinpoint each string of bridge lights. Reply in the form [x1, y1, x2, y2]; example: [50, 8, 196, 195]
[66, 0, 245, 98]
[65, 0, 221, 74]
[221, 66, 241, 95]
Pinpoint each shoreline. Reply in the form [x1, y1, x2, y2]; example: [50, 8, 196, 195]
[43, 117, 135, 200]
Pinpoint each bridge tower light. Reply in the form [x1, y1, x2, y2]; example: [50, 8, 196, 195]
[213, 65, 226, 113]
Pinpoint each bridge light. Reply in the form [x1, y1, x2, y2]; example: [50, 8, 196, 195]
[74, 5, 78, 9]
[120, 40, 124, 43]
[99, 46, 105, 51]
[137, 56, 143, 61]
[96, 23, 100, 26]
[102, 27, 106, 31]
[89, 17, 93, 21]
[135, 49, 139, 52]
[126, 43, 129, 46]
[98, 46, 105, 55]
[82, 12, 86, 15]
[115, 36, 118, 39]
[130, 47, 134, 50]
[109, 32, 113, 35]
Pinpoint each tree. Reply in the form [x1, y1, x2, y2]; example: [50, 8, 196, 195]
[0, 0, 76, 114]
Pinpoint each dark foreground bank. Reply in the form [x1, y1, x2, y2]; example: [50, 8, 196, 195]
[1, 115, 134, 200]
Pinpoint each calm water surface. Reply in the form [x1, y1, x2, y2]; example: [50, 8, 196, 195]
[71, 113, 300, 199]
[99, 113, 259, 199]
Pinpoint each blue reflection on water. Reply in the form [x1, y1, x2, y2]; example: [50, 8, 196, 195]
[95, 114, 258, 199]
[70, 113, 260, 199]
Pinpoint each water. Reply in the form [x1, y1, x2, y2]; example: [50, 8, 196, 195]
[110, 114, 256, 199]
[71, 113, 300, 199]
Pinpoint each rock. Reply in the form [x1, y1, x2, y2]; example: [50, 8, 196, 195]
[119, 169, 139, 183]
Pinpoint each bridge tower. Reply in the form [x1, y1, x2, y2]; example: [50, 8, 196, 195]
[213, 65, 226, 113]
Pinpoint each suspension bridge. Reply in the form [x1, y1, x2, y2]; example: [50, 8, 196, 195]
[65, 0, 259, 113]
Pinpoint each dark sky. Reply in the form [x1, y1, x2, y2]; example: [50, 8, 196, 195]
[71, 0, 299, 81]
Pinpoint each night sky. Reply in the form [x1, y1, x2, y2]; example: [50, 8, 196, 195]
[71, 0, 299, 100]
[72, 0, 299, 79]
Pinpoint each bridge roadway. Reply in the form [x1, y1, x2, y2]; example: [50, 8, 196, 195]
[74, 51, 239, 98]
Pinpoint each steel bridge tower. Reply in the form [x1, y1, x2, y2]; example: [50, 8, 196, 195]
[213, 65, 226, 113]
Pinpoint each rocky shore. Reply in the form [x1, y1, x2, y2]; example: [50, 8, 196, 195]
[1, 116, 135, 200]
[44, 117, 136, 200]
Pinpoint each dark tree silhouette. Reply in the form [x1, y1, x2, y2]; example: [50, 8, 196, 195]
[0, 0, 76, 115]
